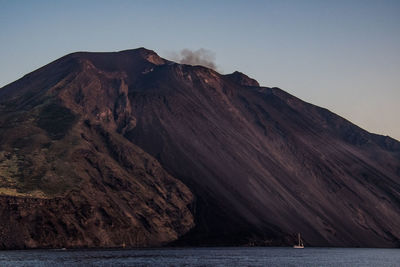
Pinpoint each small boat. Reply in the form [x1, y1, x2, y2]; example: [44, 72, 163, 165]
[293, 233, 304, 248]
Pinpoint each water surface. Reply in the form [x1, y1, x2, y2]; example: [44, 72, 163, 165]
[0, 247, 399, 266]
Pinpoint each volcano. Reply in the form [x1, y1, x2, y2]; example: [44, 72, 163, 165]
[0, 48, 399, 249]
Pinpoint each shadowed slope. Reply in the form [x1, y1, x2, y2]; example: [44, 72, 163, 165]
[0, 48, 399, 248]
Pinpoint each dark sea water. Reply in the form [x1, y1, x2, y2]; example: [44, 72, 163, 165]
[0, 247, 399, 266]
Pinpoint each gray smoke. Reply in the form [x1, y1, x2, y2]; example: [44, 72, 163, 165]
[170, 48, 217, 70]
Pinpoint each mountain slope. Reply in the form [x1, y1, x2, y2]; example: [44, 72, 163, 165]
[0, 48, 399, 248]
[0, 49, 194, 249]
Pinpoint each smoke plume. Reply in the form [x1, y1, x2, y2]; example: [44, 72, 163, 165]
[170, 48, 217, 71]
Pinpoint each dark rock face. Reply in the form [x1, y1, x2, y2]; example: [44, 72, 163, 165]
[225, 71, 260, 87]
[0, 49, 193, 249]
[0, 48, 399, 248]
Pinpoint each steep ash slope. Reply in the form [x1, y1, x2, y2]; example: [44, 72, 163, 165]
[123, 61, 400, 247]
[0, 48, 399, 248]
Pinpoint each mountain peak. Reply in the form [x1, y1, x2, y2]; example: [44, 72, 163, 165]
[117, 48, 165, 65]
[1, 48, 400, 249]
[225, 71, 259, 87]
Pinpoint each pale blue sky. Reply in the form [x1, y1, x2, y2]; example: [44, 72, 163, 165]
[1, 0, 399, 139]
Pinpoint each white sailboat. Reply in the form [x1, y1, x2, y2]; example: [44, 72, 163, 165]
[293, 233, 304, 248]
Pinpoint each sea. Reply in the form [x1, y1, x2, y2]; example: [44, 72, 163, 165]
[0, 247, 399, 266]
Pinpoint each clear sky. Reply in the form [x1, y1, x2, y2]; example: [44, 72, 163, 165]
[1, 0, 399, 140]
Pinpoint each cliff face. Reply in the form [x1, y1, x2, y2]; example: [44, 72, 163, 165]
[0, 115, 194, 249]
[0, 48, 399, 248]
[0, 49, 194, 249]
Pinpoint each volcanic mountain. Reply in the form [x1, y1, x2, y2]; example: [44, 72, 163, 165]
[0, 48, 399, 249]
